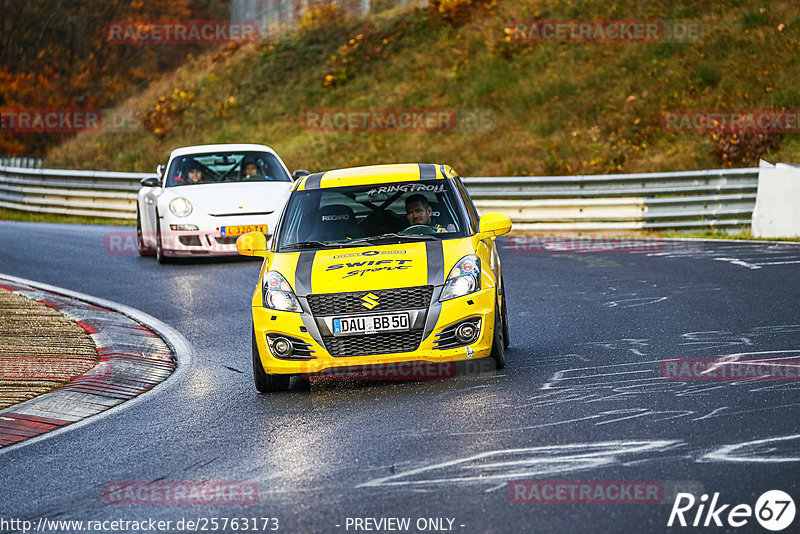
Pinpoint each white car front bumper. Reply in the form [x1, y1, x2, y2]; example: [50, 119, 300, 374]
[158, 212, 279, 256]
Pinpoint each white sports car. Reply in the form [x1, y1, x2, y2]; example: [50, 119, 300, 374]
[136, 144, 305, 263]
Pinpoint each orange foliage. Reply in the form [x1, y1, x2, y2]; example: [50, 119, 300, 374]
[0, 0, 229, 156]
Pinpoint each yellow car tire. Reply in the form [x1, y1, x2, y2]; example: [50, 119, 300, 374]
[490, 294, 506, 370]
[252, 325, 291, 392]
[501, 275, 510, 349]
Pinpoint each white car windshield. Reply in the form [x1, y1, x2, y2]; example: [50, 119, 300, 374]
[165, 151, 290, 186]
[276, 180, 467, 250]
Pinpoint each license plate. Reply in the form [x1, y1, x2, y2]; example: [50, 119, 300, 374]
[332, 313, 410, 336]
[221, 225, 269, 237]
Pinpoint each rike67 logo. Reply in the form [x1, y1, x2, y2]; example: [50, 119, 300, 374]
[668, 490, 795, 531]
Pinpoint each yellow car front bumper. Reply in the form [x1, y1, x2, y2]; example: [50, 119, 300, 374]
[252, 286, 498, 376]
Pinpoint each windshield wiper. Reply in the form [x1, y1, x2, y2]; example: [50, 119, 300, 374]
[279, 240, 334, 250]
[346, 233, 439, 245]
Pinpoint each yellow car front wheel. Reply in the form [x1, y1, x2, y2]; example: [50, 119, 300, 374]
[490, 301, 506, 370]
[252, 325, 291, 392]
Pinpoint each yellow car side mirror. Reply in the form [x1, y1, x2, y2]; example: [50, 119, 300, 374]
[237, 231, 271, 257]
[478, 212, 512, 237]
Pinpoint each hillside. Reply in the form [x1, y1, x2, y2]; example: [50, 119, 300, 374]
[48, 0, 800, 177]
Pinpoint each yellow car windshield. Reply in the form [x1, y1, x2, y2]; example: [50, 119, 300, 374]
[276, 180, 466, 249]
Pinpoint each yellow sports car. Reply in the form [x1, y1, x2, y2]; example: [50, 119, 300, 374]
[237, 163, 511, 392]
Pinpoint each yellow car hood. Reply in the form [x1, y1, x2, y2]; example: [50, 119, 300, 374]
[269, 239, 477, 295]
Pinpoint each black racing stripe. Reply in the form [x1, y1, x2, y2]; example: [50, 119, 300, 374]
[304, 172, 324, 190]
[418, 163, 437, 180]
[299, 304, 325, 348]
[294, 250, 316, 296]
[294, 250, 325, 346]
[422, 240, 445, 340]
[423, 287, 443, 341]
[425, 240, 445, 286]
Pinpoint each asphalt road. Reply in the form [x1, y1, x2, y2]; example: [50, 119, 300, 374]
[1, 222, 800, 534]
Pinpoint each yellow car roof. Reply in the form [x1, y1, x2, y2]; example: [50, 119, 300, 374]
[295, 163, 454, 191]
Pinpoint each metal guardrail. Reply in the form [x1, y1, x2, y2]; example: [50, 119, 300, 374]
[0, 165, 147, 220]
[463, 168, 759, 231]
[0, 157, 43, 169]
[0, 164, 760, 230]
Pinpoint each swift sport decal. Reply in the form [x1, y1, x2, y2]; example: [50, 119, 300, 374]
[326, 259, 413, 279]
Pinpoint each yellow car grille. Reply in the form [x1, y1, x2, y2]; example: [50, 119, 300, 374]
[306, 285, 433, 315]
[323, 331, 424, 357]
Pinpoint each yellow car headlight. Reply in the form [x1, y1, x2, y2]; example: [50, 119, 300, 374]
[263, 271, 301, 312]
[440, 255, 480, 301]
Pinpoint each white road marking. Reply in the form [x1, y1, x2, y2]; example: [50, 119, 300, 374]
[357, 440, 682, 488]
[713, 257, 761, 269]
[700, 434, 800, 463]
[754, 260, 800, 266]
[691, 407, 728, 421]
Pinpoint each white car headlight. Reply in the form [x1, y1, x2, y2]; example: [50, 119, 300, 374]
[440, 255, 480, 301]
[169, 197, 193, 217]
[263, 271, 301, 312]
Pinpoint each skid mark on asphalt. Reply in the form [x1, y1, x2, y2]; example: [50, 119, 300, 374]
[678, 331, 754, 352]
[648, 241, 800, 269]
[357, 440, 683, 488]
[599, 282, 723, 310]
[540, 349, 800, 393]
[713, 257, 761, 269]
[603, 296, 668, 308]
[360, 326, 800, 491]
[699, 434, 800, 463]
[358, 434, 800, 490]
[580, 338, 650, 354]
[506, 339, 800, 432]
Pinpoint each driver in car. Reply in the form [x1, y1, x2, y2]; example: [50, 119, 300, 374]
[241, 158, 265, 181]
[404, 194, 455, 233]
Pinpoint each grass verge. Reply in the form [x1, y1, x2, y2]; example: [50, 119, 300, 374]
[0, 207, 133, 226]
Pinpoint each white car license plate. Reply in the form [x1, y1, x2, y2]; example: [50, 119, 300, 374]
[221, 225, 269, 237]
[332, 313, 410, 336]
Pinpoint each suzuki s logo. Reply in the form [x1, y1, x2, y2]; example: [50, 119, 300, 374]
[361, 293, 379, 310]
